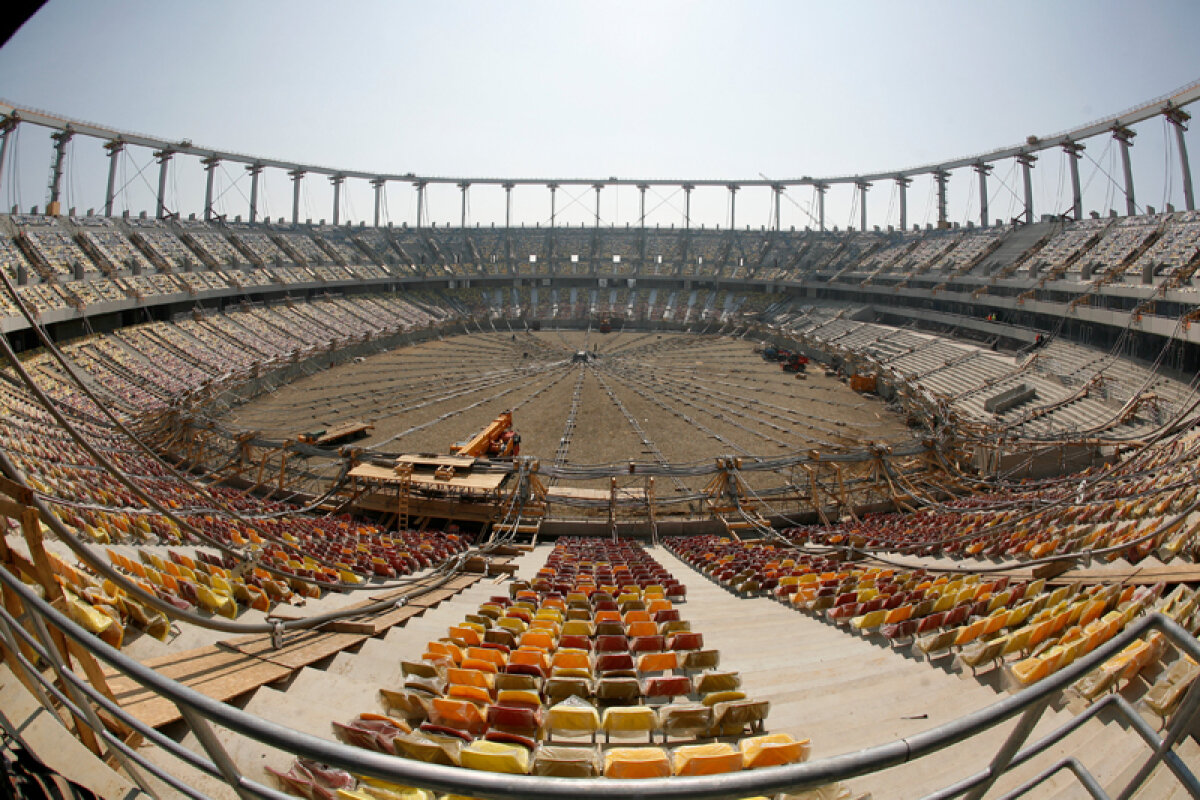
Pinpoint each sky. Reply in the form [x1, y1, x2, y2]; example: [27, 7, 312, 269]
[0, 1, 1197, 230]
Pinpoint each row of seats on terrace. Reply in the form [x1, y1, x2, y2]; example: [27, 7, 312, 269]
[666, 534, 1200, 723]
[274, 537, 816, 797]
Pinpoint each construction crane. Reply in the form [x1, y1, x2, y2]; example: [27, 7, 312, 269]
[450, 411, 521, 459]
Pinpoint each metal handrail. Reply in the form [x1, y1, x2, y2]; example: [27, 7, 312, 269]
[1, 562, 1198, 800]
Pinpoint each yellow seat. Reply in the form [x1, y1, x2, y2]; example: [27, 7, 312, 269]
[604, 747, 670, 779]
[545, 700, 601, 737]
[671, 742, 743, 776]
[602, 706, 658, 741]
[561, 620, 595, 637]
[850, 608, 886, 632]
[459, 740, 530, 775]
[738, 733, 811, 769]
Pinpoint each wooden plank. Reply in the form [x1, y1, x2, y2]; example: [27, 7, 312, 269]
[221, 630, 366, 670]
[327, 603, 425, 636]
[410, 589, 456, 608]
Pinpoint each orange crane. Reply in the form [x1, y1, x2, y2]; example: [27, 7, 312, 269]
[450, 411, 521, 458]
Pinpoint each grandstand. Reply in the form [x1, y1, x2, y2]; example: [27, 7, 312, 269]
[0, 83, 1199, 800]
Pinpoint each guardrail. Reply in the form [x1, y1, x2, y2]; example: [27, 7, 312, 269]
[1, 561, 1198, 800]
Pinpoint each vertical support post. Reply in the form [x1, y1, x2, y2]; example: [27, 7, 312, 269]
[895, 176, 911, 230]
[1165, 105, 1194, 212]
[815, 183, 828, 231]
[154, 149, 173, 219]
[637, 184, 648, 227]
[503, 182, 513, 227]
[103, 140, 124, 217]
[330, 175, 344, 225]
[682, 183, 693, 228]
[548, 183, 557, 227]
[47, 129, 73, 213]
[728, 184, 739, 229]
[593, 184, 602, 227]
[0, 116, 17, 199]
[458, 181, 470, 228]
[773, 184, 783, 231]
[856, 181, 870, 231]
[1112, 124, 1137, 216]
[974, 163, 992, 227]
[247, 163, 263, 224]
[202, 156, 219, 221]
[1063, 141, 1085, 220]
[371, 177, 384, 227]
[414, 180, 426, 229]
[934, 169, 949, 228]
[289, 168, 304, 225]
[1018, 153, 1037, 224]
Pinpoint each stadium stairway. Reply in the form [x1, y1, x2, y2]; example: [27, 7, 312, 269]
[649, 545, 1199, 799]
[126, 546, 547, 799]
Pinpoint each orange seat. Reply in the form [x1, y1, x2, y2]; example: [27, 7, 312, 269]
[626, 621, 658, 639]
[636, 651, 679, 673]
[429, 697, 487, 735]
[604, 747, 670, 779]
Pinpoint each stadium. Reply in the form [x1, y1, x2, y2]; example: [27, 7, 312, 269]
[1, 6, 1200, 800]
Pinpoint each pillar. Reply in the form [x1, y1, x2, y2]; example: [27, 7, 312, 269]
[1112, 125, 1137, 216]
[773, 184, 783, 231]
[933, 170, 949, 229]
[815, 183, 828, 231]
[330, 175, 344, 225]
[548, 183, 557, 227]
[155, 149, 173, 219]
[0, 117, 16, 198]
[682, 184, 693, 229]
[371, 178, 384, 227]
[856, 181, 870, 231]
[247, 164, 263, 224]
[203, 156, 219, 221]
[48, 130, 73, 212]
[1165, 106, 1194, 212]
[103, 139, 124, 217]
[1063, 141, 1084, 221]
[289, 168, 304, 224]
[637, 184, 648, 227]
[728, 184, 739, 229]
[974, 163, 992, 228]
[895, 176, 911, 231]
[593, 184, 602, 227]
[414, 180, 426, 228]
[1018, 153, 1036, 224]
[503, 182, 513, 227]
[458, 181, 470, 228]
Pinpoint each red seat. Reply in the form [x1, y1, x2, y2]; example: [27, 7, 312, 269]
[643, 675, 692, 698]
[595, 635, 630, 653]
[596, 653, 636, 674]
[631, 635, 666, 653]
[668, 632, 704, 651]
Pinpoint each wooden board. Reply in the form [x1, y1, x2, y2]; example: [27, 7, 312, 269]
[102, 648, 292, 729]
[395, 454, 477, 469]
[220, 630, 367, 669]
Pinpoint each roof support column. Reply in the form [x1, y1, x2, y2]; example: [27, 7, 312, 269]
[593, 184, 602, 227]
[247, 163, 263, 223]
[202, 156, 219, 221]
[458, 181, 470, 228]
[289, 169, 304, 225]
[773, 184, 783, 231]
[728, 184, 739, 229]
[371, 178, 384, 227]
[1112, 125, 1137, 216]
[48, 129, 73, 214]
[1165, 105, 1194, 212]
[154, 149, 173, 219]
[548, 183, 557, 228]
[974, 163, 992, 227]
[103, 140, 124, 217]
[933, 169, 949, 228]
[0, 117, 16, 199]
[895, 176, 910, 231]
[503, 182, 513, 227]
[682, 184, 693, 229]
[815, 182, 828, 232]
[414, 180, 426, 229]
[1063, 141, 1085, 220]
[330, 175, 344, 225]
[856, 181, 870, 231]
[1018, 153, 1036, 224]
[637, 184, 648, 227]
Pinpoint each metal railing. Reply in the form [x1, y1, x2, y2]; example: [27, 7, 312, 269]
[1, 563, 1198, 800]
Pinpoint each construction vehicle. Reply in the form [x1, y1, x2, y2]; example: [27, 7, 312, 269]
[781, 353, 809, 373]
[450, 411, 521, 458]
[598, 317, 612, 333]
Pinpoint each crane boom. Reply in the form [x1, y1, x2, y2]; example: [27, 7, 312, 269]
[451, 411, 520, 458]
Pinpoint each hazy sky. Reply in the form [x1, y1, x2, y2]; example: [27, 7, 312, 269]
[0, 1, 1197, 229]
